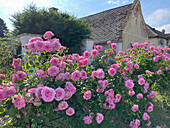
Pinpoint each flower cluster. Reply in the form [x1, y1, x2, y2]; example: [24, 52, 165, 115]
[0, 31, 169, 128]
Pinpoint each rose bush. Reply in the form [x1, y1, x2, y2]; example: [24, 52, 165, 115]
[0, 31, 169, 128]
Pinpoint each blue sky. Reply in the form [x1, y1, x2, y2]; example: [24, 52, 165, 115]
[0, 0, 170, 33]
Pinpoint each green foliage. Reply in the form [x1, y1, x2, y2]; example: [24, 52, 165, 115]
[10, 4, 91, 54]
[0, 18, 8, 37]
[0, 38, 21, 79]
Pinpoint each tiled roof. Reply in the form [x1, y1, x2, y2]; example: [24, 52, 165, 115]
[83, 4, 133, 44]
[146, 24, 168, 39]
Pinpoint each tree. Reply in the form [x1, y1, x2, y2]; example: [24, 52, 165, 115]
[10, 4, 91, 54]
[0, 18, 8, 37]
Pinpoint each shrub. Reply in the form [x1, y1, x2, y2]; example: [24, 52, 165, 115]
[0, 32, 169, 128]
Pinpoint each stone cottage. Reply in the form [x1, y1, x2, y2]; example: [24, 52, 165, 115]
[82, 0, 169, 52]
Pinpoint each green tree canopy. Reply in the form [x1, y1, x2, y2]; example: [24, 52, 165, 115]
[0, 18, 8, 37]
[10, 4, 91, 54]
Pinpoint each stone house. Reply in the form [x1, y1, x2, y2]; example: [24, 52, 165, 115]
[82, 0, 169, 52]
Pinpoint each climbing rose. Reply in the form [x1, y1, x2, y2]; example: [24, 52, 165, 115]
[15, 71, 26, 81]
[55, 87, 65, 101]
[148, 91, 156, 98]
[111, 43, 117, 49]
[91, 49, 98, 57]
[58, 101, 68, 110]
[143, 113, 150, 120]
[52, 38, 61, 51]
[81, 70, 87, 80]
[83, 90, 91, 100]
[96, 69, 105, 79]
[41, 87, 55, 102]
[156, 70, 162, 75]
[35, 87, 43, 98]
[0, 89, 6, 101]
[83, 115, 93, 124]
[84, 51, 90, 58]
[108, 68, 117, 76]
[136, 93, 143, 99]
[66, 107, 75, 116]
[96, 113, 104, 124]
[147, 106, 153, 112]
[35, 40, 45, 52]
[131, 104, 138, 112]
[134, 64, 139, 69]
[138, 78, 145, 85]
[12, 58, 22, 68]
[44, 31, 54, 39]
[4, 86, 15, 98]
[48, 66, 59, 76]
[12, 94, 26, 109]
[130, 119, 140, 128]
[50, 57, 59, 66]
[125, 80, 134, 89]
[71, 71, 81, 81]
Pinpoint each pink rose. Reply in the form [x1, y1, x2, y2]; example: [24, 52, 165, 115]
[96, 113, 104, 124]
[83, 115, 93, 124]
[148, 91, 156, 98]
[91, 71, 98, 78]
[55, 87, 65, 101]
[126, 61, 133, 69]
[96, 45, 103, 51]
[27, 42, 37, 53]
[130, 119, 140, 128]
[58, 101, 68, 110]
[65, 72, 71, 80]
[15, 71, 26, 81]
[4, 86, 15, 98]
[125, 80, 134, 89]
[35, 40, 45, 52]
[131, 104, 138, 112]
[71, 71, 81, 81]
[108, 68, 117, 76]
[36, 113, 41, 116]
[138, 78, 145, 85]
[147, 106, 153, 112]
[83, 90, 91, 100]
[66, 107, 75, 116]
[143, 112, 150, 120]
[50, 57, 59, 66]
[48, 66, 59, 76]
[128, 90, 135, 96]
[65, 82, 76, 95]
[147, 121, 151, 126]
[12, 58, 22, 68]
[52, 38, 61, 51]
[0, 89, 6, 101]
[111, 43, 117, 49]
[81, 70, 87, 80]
[12, 94, 26, 109]
[83, 51, 90, 58]
[115, 94, 121, 103]
[134, 64, 139, 69]
[44, 41, 53, 52]
[91, 49, 98, 57]
[35, 87, 43, 98]
[156, 70, 162, 75]
[41, 87, 55, 102]
[144, 82, 149, 90]
[136, 93, 143, 99]
[96, 69, 105, 79]
[43, 31, 54, 39]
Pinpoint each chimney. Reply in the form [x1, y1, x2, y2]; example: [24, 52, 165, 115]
[162, 29, 165, 34]
[49, 7, 58, 12]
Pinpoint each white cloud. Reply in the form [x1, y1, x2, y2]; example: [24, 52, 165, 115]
[155, 24, 170, 33]
[0, 0, 53, 30]
[146, 8, 170, 26]
[107, 0, 120, 5]
[122, 0, 129, 4]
